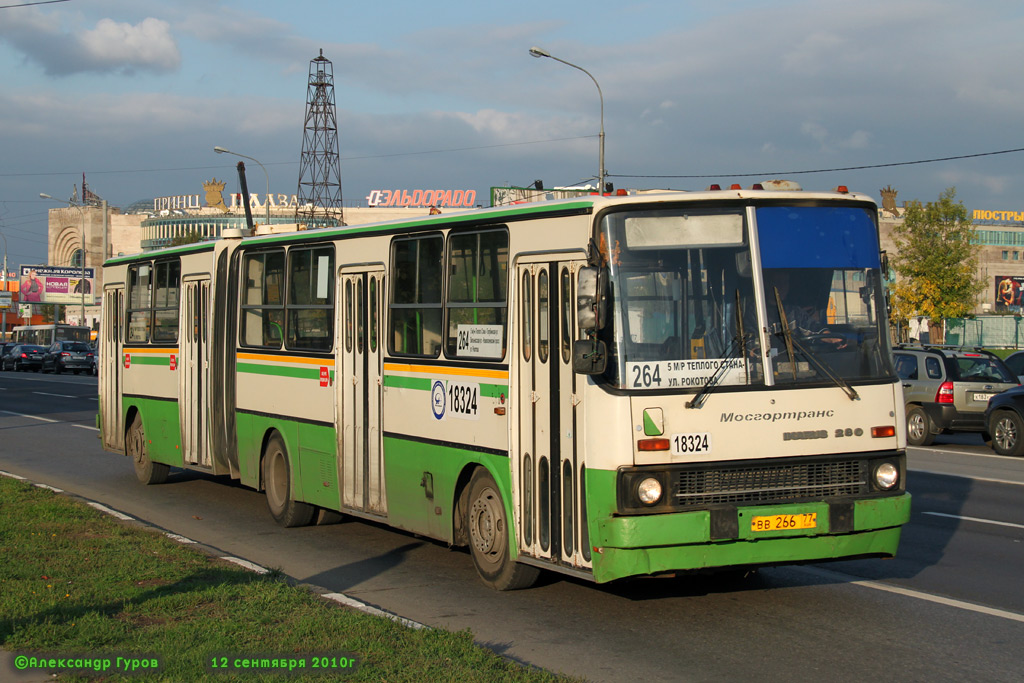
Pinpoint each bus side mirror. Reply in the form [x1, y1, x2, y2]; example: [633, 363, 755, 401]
[572, 339, 607, 375]
[577, 266, 606, 332]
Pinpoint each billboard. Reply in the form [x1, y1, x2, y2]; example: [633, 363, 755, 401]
[20, 265, 96, 305]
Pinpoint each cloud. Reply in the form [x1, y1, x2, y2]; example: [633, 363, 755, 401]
[79, 18, 180, 73]
[0, 12, 180, 76]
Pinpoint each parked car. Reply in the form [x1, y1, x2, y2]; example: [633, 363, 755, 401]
[41, 341, 95, 375]
[1002, 349, 1024, 383]
[893, 345, 1019, 447]
[0, 342, 17, 369]
[984, 386, 1024, 456]
[3, 344, 46, 372]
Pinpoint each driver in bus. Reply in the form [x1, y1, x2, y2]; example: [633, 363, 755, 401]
[765, 270, 847, 349]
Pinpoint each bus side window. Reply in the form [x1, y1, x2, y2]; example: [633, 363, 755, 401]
[240, 250, 285, 349]
[389, 234, 443, 357]
[444, 228, 508, 360]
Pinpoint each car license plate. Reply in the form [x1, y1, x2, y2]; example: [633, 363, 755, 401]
[750, 513, 817, 532]
[973, 393, 995, 401]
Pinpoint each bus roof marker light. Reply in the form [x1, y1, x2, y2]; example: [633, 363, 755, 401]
[835, 185, 850, 194]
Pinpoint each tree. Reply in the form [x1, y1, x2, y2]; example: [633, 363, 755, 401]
[169, 230, 202, 247]
[888, 187, 984, 344]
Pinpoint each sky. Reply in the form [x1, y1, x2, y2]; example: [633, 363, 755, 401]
[2, 0, 1024, 269]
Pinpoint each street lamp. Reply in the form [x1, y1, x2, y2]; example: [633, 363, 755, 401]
[40, 193, 87, 327]
[214, 146, 271, 225]
[0, 228, 8, 340]
[529, 46, 606, 193]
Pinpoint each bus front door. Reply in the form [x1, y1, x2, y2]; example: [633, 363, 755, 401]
[101, 286, 124, 452]
[514, 259, 591, 570]
[337, 267, 386, 515]
[180, 277, 211, 468]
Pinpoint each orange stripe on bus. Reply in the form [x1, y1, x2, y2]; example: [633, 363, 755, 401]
[383, 362, 508, 380]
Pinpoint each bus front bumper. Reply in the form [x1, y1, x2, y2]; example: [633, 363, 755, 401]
[590, 493, 911, 584]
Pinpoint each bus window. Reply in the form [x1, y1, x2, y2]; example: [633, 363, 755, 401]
[369, 276, 378, 353]
[286, 246, 334, 351]
[127, 264, 152, 343]
[445, 229, 508, 360]
[538, 269, 549, 364]
[596, 208, 760, 390]
[389, 235, 443, 357]
[152, 260, 180, 342]
[560, 267, 572, 364]
[521, 271, 532, 362]
[241, 250, 285, 349]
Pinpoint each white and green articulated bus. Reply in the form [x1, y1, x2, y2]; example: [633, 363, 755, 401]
[98, 183, 911, 589]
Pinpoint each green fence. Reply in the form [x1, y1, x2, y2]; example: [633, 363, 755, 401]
[945, 316, 1024, 349]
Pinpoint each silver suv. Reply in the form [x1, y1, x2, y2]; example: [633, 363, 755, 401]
[893, 346, 1019, 446]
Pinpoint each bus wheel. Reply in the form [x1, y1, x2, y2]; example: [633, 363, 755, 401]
[127, 415, 169, 485]
[466, 468, 539, 591]
[262, 434, 314, 527]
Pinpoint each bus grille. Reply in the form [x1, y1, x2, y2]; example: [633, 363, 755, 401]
[672, 459, 868, 507]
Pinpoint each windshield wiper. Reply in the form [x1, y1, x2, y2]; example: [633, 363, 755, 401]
[771, 286, 858, 400]
[687, 291, 749, 409]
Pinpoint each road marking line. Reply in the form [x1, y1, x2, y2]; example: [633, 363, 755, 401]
[797, 566, 1024, 624]
[73, 424, 99, 431]
[0, 470, 28, 480]
[914, 447, 1017, 461]
[0, 409, 58, 423]
[220, 556, 269, 574]
[923, 511, 1024, 530]
[34, 391, 77, 398]
[85, 501, 134, 521]
[909, 467, 1024, 487]
[322, 592, 427, 630]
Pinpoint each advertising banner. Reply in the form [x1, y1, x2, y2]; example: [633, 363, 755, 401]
[20, 265, 96, 305]
[995, 275, 1024, 312]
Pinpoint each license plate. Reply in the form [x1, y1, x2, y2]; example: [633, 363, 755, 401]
[973, 393, 995, 401]
[750, 513, 817, 532]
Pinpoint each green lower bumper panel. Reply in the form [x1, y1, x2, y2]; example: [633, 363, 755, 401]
[590, 493, 911, 583]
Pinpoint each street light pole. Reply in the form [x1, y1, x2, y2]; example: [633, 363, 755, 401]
[529, 46, 606, 193]
[214, 146, 271, 225]
[0, 229, 7, 341]
[40, 193, 87, 326]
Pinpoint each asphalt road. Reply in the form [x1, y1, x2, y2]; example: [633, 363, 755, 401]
[2, 371, 1023, 682]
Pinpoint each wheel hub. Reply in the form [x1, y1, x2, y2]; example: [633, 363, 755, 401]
[470, 490, 501, 555]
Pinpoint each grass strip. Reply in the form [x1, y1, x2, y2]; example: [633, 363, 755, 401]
[0, 476, 577, 682]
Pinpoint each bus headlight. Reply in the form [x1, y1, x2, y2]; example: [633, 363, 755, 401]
[874, 462, 899, 490]
[637, 477, 663, 505]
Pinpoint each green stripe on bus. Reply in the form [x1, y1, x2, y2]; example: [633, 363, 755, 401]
[383, 374, 507, 396]
[383, 374, 431, 390]
[237, 362, 320, 380]
[129, 356, 169, 366]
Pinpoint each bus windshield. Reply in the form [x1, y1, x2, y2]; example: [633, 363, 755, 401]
[596, 204, 893, 391]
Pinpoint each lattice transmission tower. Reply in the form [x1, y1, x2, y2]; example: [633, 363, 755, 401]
[295, 50, 344, 227]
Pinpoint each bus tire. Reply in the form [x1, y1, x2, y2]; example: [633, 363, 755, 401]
[262, 434, 314, 528]
[127, 414, 169, 485]
[466, 468, 539, 591]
